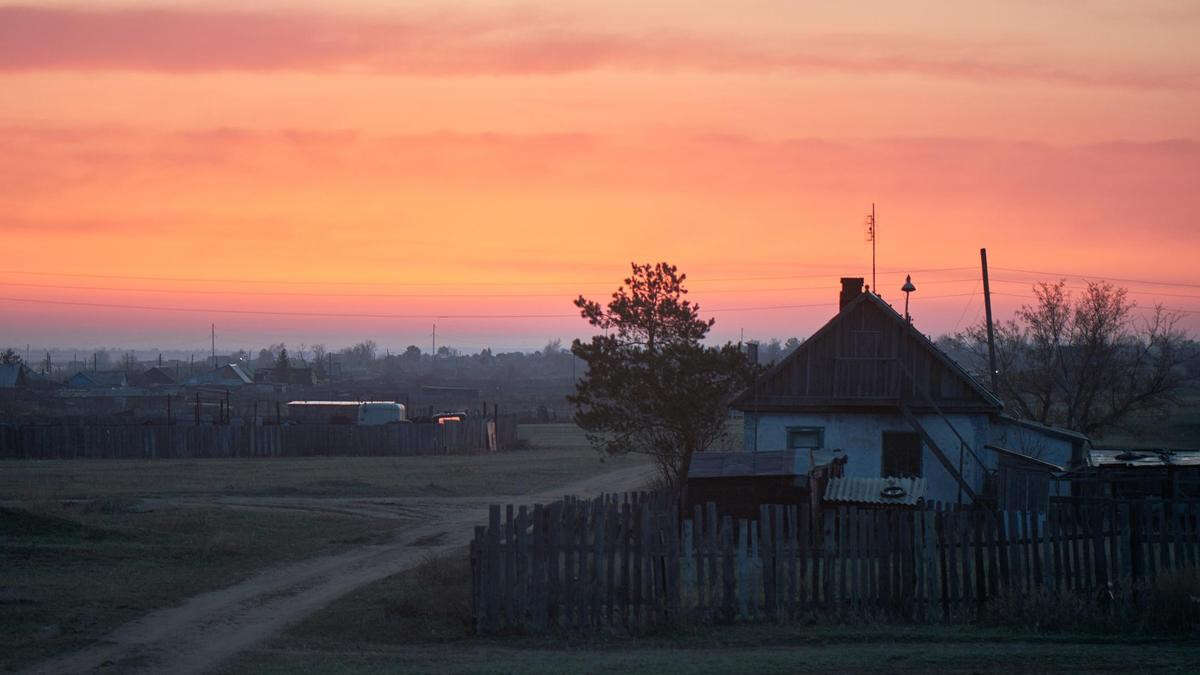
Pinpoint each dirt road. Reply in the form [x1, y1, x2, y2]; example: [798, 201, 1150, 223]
[28, 463, 651, 675]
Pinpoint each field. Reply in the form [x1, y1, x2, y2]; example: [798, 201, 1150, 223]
[6, 423, 1200, 673]
[0, 424, 647, 672]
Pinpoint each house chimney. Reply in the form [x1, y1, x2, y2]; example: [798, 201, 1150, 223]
[839, 277, 864, 310]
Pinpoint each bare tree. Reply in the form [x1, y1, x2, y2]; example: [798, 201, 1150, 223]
[954, 280, 1199, 436]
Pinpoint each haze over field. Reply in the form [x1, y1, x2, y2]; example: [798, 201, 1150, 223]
[2, 1, 1198, 351]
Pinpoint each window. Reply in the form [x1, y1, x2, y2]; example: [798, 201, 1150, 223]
[882, 431, 922, 477]
[787, 427, 824, 450]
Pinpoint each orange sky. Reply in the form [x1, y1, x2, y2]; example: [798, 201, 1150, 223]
[2, 1, 1199, 351]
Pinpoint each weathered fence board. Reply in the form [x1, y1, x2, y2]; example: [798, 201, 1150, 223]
[472, 494, 1200, 634]
[0, 416, 517, 459]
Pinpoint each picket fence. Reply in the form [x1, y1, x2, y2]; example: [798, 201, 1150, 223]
[470, 493, 1200, 633]
[0, 416, 517, 459]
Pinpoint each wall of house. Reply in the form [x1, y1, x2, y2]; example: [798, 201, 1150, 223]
[743, 411, 991, 504]
[987, 420, 1080, 468]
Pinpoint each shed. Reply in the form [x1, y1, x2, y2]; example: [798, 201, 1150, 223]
[1067, 448, 1200, 499]
[986, 444, 1064, 511]
[686, 449, 846, 519]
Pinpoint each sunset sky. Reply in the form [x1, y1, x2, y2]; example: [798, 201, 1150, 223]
[2, 1, 1199, 353]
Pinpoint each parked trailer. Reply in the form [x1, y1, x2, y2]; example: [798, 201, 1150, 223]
[286, 400, 407, 425]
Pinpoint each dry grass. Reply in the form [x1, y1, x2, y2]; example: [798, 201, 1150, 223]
[980, 570, 1200, 635]
[0, 425, 631, 503]
[0, 424, 633, 670]
[0, 502, 393, 671]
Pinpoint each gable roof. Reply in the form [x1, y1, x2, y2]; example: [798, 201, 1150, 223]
[733, 290, 1003, 412]
[68, 370, 129, 388]
[0, 363, 28, 388]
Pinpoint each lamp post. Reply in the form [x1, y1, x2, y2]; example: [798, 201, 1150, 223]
[901, 275, 916, 321]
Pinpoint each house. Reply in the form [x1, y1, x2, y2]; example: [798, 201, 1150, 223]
[254, 367, 314, 386]
[129, 366, 177, 387]
[67, 370, 129, 389]
[727, 277, 1082, 510]
[185, 363, 254, 388]
[0, 363, 31, 389]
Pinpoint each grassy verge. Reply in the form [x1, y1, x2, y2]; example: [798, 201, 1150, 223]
[1, 501, 397, 671]
[0, 425, 634, 502]
[229, 552, 1200, 674]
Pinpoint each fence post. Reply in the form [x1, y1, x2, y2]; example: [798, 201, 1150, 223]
[721, 514, 735, 623]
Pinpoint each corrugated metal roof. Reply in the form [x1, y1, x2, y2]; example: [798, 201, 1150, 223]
[1088, 449, 1200, 468]
[824, 477, 926, 506]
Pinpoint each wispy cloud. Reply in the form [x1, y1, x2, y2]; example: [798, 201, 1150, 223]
[0, 6, 1194, 89]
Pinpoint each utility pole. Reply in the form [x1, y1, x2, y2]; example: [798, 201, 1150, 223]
[980, 248, 999, 393]
[211, 323, 216, 369]
[431, 322, 437, 360]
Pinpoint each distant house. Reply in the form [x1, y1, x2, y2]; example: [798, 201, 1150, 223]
[254, 367, 314, 386]
[721, 277, 1084, 511]
[68, 370, 129, 388]
[129, 366, 177, 387]
[0, 363, 31, 389]
[186, 363, 254, 388]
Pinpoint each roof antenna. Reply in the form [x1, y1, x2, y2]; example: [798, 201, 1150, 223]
[865, 203, 877, 294]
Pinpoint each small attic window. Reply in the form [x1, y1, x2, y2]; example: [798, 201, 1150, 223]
[788, 427, 824, 450]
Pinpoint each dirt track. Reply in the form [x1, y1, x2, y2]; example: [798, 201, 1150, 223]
[28, 463, 651, 675]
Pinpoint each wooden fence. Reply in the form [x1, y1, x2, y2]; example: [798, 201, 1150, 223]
[0, 415, 518, 459]
[470, 494, 1200, 633]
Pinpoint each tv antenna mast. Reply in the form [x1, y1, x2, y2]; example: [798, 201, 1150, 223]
[865, 203, 877, 293]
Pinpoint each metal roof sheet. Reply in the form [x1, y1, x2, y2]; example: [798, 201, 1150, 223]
[1088, 449, 1200, 468]
[824, 476, 926, 506]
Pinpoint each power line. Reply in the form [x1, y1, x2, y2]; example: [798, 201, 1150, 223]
[0, 277, 984, 299]
[951, 281, 980, 333]
[992, 267, 1200, 290]
[0, 291, 996, 320]
[0, 266, 975, 288]
[991, 278, 1200, 301]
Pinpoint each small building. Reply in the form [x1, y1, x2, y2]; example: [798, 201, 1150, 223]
[0, 363, 31, 389]
[686, 449, 846, 518]
[68, 370, 129, 389]
[730, 277, 1082, 510]
[254, 367, 314, 386]
[1065, 448, 1200, 500]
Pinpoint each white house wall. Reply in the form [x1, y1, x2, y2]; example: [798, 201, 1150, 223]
[743, 412, 992, 504]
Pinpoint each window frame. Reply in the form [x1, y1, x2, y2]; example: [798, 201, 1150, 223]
[786, 426, 825, 450]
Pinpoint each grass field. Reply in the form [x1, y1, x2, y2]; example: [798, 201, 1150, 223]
[0, 424, 639, 671]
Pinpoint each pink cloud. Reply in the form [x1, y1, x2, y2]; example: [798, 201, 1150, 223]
[0, 6, 1194, 89]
